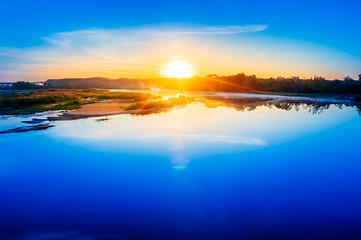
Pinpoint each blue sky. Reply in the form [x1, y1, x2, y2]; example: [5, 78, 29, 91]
[1, 0, 360, 81]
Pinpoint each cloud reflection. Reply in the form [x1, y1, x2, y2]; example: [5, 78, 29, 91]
[176, 134, 266, 145]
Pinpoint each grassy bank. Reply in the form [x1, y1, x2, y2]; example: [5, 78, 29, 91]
[0, 89, 160, 115]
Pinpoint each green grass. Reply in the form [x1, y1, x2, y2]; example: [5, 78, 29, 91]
[0, 89, 160, 115]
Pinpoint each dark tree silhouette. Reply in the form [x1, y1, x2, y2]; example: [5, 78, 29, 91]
[344, 76, 354, 81]
[12, 81, 40, 90]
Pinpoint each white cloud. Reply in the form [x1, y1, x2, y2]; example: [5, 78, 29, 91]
[169, 25, 268, 35]
[38, 24, 268, 52]
[41, 24, 268, 47]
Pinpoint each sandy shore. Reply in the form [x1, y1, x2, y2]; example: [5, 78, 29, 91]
[48, 100, 134, 120]
[66, 100, 131, 117]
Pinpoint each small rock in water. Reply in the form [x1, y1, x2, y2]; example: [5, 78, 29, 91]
[21, 118, 48, 124]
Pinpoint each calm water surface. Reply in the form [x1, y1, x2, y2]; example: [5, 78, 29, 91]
[1, 95, 361, 239]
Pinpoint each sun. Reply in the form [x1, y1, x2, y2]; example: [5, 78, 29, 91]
[162, 60, 194, 78]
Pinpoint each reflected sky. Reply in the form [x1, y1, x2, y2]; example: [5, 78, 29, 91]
[11, 102, 359, 166]
[0, 100, 359, 168]
[1, 98, 361, 239]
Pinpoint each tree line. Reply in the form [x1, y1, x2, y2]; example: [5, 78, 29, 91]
[156, 73, 361, 94]
[5, 73, 361, 95]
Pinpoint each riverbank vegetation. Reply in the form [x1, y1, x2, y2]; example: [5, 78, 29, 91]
[0, 89, 159, 115]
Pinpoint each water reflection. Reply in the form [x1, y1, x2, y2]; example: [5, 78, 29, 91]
[203, 95, 356, 115]
[1, 93, 361, 239]
[48, 101, 358, 167]
[126, 92, 361, 116]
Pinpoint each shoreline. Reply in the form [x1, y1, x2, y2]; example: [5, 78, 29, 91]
[1, 89, 360, 119]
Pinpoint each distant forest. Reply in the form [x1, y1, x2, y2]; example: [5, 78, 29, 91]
[155, 73, 361, 95]
[44, 77, 145, 89]
[5, 73, 361, 95]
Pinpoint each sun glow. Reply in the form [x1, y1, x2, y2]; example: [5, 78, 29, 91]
[162, 60, 194, 78]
